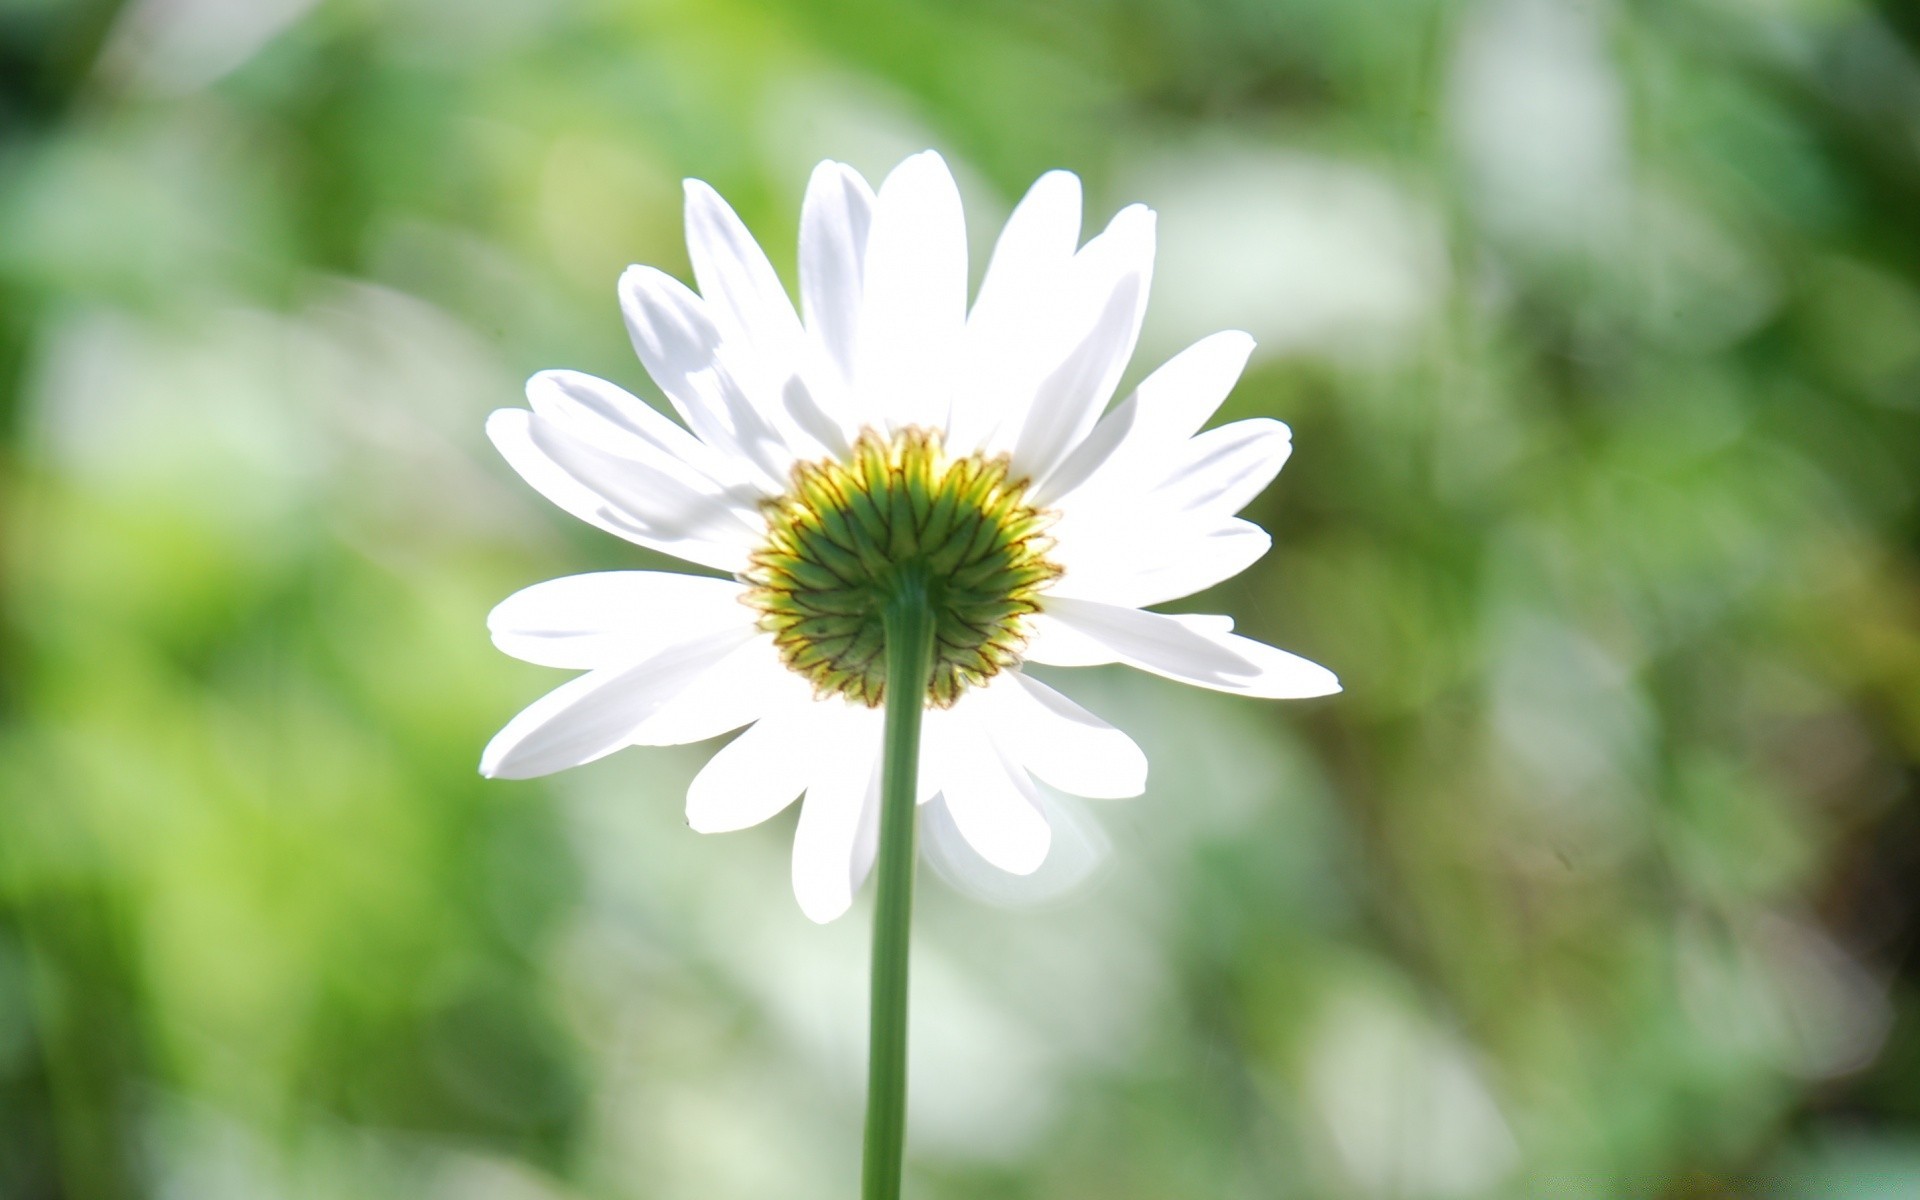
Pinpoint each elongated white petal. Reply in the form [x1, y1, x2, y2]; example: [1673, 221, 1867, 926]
[849, 776, 883, 908]
[524, 412, 762, 568]
[684, 178, 805, 358]
[489, 408, 649, 542]
[524, 369, 752, 496]
[629, 636, 802, 745]
[1021, 612, 1122, 666]
[685, 700, 821, 833]
[618, 265, 739, 444]
[792, 708, 882, 923]
[775, 371, 852, 461]
[798, 161, 875, 397]
[488, 571, 751, 669]
[985, 673, 1147, 799]
[1050, 517, 1271, 609]
[480, 626, 755, 779]
[910, 703, 982, 806]
[1009, 272, 1145, 483]
[1005, 205, 1155, 483]
[1137, 329, 1257, 444]
[936, 705, 1051, 875]
[1174, 613, 1236, 637]
[1043, 596, 1338, 698]
[969, 170, 1083, 335]
[487, 409, 748, 572]
[857, 151, 966, 430]
[1036, 329, 1255, 506]
[1132, 519, 1272, 607]
[922, 788, 1111, 908]
[1038, 595, 1258, 685]
[977, 202, 1152, 458]
[947, 170, 1083, 451]
[617, 266, 795, 488]
[1190, 628, 1342, 698]
[1027, 384, 1136, 509]
[1150, 417, 1292, 520]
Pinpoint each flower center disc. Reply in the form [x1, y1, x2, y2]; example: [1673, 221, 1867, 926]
[744, 428, 1060, 707]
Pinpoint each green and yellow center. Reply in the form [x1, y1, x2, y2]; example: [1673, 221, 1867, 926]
[743, 428, 1061, 707]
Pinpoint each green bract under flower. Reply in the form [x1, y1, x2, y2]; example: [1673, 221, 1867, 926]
[744, 428, 1060, 708]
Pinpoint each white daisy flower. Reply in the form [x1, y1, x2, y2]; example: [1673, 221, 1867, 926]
[481, 150, 1339, 923]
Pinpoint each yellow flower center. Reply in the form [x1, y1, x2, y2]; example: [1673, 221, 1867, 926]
[743, 428, 1060, 707]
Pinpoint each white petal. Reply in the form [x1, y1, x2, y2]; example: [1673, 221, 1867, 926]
[1150, 417, 1292, 520]
[488, 570, 751, 669]
[1130, 520, 1272, 606]
[1180, 613, 1237, 636]
[525, 369, 752, 497]
[857, 151, 967, 430]
[915, 703, 965, 807]
[968, 170, 1083, 335]
[798, 161, 875, 398]
[948, 170, 1083, 451]
[1042, 596, 1338, 698]
[629, 636, 804, 745]
[1042, 330, 1256, 507]
[850, 760, 884, 895]
[524, 411, 762, 568]
[684, 700, 822, 833]
[1038, 596, 1258, 686]
[683, 178, 805, 357]
[791, 707, 882, 923]
[775, 370, 852, 461]
[1008, 272, 1146, 484]
[487, 409, 750, 572]
[1191, 628, 1342, 699]
[617, 266, 795, 488]
[1050, 517, 1271, 609]
[983, 673, 1147, 799]
[618, 265, 737, 443]
[1005, 205, 1156, 483]
[935, 704, 1052, 875]
[1133, 329, 1256, 445]
[1025, 382, 1136, 509]
[489, 408, 649, 543]
[1021, 611, 1121, 666]
[480, 625, 755, 780]
[921, 788, 1111, 908]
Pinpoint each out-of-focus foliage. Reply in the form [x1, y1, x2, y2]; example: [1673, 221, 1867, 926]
[4, 0, 1920, 1196]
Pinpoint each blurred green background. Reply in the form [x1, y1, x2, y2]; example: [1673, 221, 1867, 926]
[4, 0, 1920, 1195]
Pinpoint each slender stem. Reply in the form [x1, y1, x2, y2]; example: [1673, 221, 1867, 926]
[863, 570, 935, 1200]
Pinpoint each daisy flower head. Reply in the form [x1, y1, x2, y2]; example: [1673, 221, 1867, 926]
[482, 151, 1339, 923]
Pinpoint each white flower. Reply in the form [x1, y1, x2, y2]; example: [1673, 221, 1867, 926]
[481, 151, 1339, 922]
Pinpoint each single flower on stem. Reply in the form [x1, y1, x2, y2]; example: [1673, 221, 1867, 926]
[480, 150, 1337, 1198]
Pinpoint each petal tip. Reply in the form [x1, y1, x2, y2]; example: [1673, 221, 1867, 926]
[484, 406, 531, 448]
[796, 892, 850, 924]
[1003, 831, 1053, 877]
[477, 742, 513, 780]
[1278, 663, 1341, 699]
[888, 149, 958, 191]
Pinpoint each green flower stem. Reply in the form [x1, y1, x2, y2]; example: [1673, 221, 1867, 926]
[863, 569, 936, 1200]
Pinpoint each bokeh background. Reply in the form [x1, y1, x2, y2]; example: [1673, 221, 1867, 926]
[4, 0, 1920, 1195]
